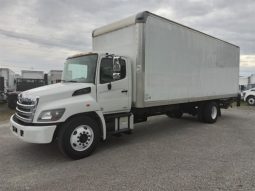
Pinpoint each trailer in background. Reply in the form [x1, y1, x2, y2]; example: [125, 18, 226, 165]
[239, 76, 249, 91]
[0, 68, 15, 101]
[0, 76, 5, 101]
[248, 74, 255, 89]
[48, 70, 62, 84]
[7, 78, 46, 109]
[7, 70, 45, 109]
[21, 70, 44, 79]
[16, 78, 45, 91]
[0, 68, 15, 92]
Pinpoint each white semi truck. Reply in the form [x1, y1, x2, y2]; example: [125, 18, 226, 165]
[10, 11, 240, 159]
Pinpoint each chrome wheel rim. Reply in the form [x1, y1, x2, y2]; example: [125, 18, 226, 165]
[248, 98, 255, 105]
[70, 125, 94, 152]
[211, 106, 217, 119]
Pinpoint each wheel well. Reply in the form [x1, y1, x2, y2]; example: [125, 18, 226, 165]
[246, 95, 255, 104]
[246, 95, 255, 100]
[53, 112, 103, 141]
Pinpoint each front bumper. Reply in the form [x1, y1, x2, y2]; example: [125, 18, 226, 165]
[10, 115, 57, 143]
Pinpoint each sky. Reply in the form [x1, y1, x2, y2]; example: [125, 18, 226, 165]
[0, 0, 254, 76]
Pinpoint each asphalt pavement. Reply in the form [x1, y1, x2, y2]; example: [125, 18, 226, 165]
[1, 107, 255, 191]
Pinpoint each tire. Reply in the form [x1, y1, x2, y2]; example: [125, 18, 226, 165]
[202, 102, 219, 124]
[57, 116, 100, 160]
[167, 110, 183, 119]
[246, 96, 255, 106]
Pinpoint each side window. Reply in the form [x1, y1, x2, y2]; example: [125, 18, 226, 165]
[100, 58, 126, 84]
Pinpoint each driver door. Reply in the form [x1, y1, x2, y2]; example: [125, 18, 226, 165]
[97, 57, 130, 114]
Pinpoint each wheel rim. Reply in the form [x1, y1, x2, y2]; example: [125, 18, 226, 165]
[70, 125, 94, 152]
[211, 106, 217, 119]
[248, 98, 255, 105]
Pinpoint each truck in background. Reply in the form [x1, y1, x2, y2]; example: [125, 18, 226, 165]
[48, 70, 62, 84]
[7, 70, 46, 109]
[21, 70, 44, 79]
[0, 77, 4, 101]
[0, 68, 15, 101]
[10, 11, 240, 159]
[242, 88, 255, 105]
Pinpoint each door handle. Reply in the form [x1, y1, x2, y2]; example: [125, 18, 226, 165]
[121, 89, 128, 93]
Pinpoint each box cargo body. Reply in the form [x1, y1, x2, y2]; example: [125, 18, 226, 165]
[93, 11, 240, 108]
[21, 70, 44, 79]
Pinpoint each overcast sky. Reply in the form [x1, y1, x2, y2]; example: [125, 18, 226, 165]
[0, 0, 254, 76]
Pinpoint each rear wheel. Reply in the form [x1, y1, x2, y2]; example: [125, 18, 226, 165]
[58, 116, 100, 160]
[246, 96, 255, 106]
[202, 102, 219, 124]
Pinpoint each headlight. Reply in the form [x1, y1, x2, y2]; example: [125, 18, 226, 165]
[38, 108, 65, 122]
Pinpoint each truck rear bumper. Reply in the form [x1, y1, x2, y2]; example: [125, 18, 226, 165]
[10, 115, 57, 143]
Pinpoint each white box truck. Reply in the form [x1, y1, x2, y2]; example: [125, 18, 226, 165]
[10, 11, 240, 159]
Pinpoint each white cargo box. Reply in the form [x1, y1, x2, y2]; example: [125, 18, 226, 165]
[93, 11, 239, 108]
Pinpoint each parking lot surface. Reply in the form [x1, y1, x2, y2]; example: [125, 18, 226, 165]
[1, 107, 255, 191]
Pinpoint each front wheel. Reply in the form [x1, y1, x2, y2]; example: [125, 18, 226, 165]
[57, 116, 100, 160]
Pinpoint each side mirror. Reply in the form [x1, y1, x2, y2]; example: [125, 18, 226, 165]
[113, 57, 121, 72]
[113, 57, 121, 81]
[113, 73, 121, 80]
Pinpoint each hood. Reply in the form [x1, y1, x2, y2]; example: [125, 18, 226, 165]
[20, 82, 94, 102]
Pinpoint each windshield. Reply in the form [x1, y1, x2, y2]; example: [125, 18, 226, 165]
[62, 54, 98, 83]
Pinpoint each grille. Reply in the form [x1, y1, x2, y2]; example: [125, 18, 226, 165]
[15, 98, 38, 123]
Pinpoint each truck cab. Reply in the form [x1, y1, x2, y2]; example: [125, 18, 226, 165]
[10, 52, 133, 159]
[243, 88, 255, 105]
